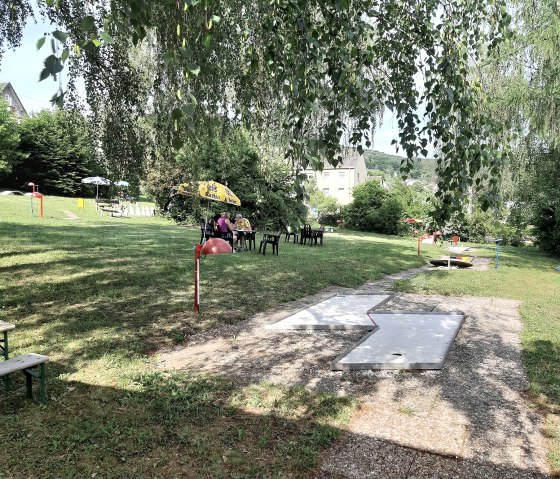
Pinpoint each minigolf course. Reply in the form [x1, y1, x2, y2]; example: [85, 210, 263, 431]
[265, 294, 391, 330]
[266, 295, 464, 371]
[331, 311, 464, 370]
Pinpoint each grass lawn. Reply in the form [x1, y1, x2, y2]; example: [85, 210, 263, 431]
[0, 194, 427, 478]
[1, 194, 559, 477]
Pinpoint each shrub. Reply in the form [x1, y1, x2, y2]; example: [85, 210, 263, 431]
[343, 181, 406, 235]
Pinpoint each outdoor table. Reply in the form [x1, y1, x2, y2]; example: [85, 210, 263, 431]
[235, 229, 254, 251]
[0, 321, 15, 361]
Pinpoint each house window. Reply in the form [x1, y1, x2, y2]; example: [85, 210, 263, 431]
[338, 171, 345, 179]
[323, 171, 330, 179]
[323, 188, 330, 194]
[338, 188, 344, 192]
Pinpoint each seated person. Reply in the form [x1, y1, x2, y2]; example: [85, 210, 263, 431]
[217, 212, 237, 247]
[234, 214, 252, 250]
[234, 214, 251, 230]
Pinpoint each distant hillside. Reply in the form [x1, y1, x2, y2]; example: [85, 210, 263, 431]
[364, 150, 437, 182]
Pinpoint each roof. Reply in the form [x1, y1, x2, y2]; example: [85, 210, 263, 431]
[304, 148, 364, 170]
[0, 81, 28, 117]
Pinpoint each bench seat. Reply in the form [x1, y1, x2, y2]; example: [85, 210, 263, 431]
[0, 353, 49, 402]
[0, 353, 49, 376]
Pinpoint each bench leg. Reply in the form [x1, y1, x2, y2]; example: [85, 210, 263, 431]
[40, 363, 46, 403]
[25, 370, 33, 400]
[2, 331, 10, 392]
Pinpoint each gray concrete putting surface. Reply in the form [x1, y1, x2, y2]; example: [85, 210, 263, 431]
[331, 311, 464, 370]
[265, 294, 392, 330]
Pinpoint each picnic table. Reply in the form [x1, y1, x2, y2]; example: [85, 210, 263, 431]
[0, 321, 15, 360]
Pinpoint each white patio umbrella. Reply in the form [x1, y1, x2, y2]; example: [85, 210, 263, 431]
[81, 176, 111, 202]
[114, 180, 129, 187]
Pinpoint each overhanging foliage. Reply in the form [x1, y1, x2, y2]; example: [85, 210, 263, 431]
[1, 0, 513, 223]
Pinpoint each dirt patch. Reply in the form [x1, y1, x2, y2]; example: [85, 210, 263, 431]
[63, 210, 80, 220]
[156, 265, 549, 478]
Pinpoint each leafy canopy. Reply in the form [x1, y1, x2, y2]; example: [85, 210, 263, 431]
[1, 0, 512, 223]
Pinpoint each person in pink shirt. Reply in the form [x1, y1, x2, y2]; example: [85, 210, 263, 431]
[217, 212, 238, 248]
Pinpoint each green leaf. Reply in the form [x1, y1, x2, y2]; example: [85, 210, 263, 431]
[80, 16, 96, 33]
[52, 30, 69, 43]
[202, 33, 212, 49]
[171, 108, 183, 120]
[61, 48, 69, 63]
[36, 37, 46, 51]
[50, 92, 64, 109]
[91, 38, 101, 47]
[181, 103, 196, 117]
[163, 51, 174, 65]
[45, 0, 55, 6]
[187, 63, 200, 76]
[99, 31, 114, 45]
[73, 43, 81, 57]
[38, 68, 50, 82]
[179, 46, 193, 58]
[172, 136, 184, 150]
[44, 54, 64, 75]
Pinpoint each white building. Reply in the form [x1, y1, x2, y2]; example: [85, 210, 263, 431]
[1, 82, 28, 119]
[304, 149, 368, 205]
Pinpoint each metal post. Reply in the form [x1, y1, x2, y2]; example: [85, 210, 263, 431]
[495, 238, 503, 269]
[417, 236, 421, 256]
[194, 244, 201, 313]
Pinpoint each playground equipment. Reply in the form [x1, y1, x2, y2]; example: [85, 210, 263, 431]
[27, 183, 43, 218]
[495, 238, 503, 269]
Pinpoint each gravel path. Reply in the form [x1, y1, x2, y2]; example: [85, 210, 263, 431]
[157, 260, 549, 478]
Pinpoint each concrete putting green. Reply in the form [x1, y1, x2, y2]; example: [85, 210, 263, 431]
[266, 295, 464, 370]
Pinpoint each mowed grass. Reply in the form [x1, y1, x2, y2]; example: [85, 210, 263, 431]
[0, 194, 427, 478]
[394, 243, 560, 470]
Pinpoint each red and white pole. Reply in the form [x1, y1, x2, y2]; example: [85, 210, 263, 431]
[194, 244, 202, 313]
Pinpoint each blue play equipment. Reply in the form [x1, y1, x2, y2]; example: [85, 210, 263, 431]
[495, 238, 503, 269]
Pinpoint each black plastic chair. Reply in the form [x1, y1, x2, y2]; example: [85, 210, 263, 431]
[244, 231, 256, 251]
[300, 224, 314, 245]
[312, 230, 324, 246]
[200, 223, 215, 244]
[284, 225, 299, 243]
[259, 233, 280, 255]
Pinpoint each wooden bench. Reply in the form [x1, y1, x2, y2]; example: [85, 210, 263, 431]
[0, 354, 49, 402]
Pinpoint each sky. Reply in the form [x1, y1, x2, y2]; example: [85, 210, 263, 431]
[0, 15, 404, 157]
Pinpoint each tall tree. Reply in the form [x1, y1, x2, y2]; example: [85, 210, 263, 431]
[6, 109, 98, 195]
[479, 0, 560, 255]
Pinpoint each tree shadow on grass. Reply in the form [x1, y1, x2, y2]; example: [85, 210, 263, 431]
[0, 363, 550, 479]
[155, 294, 550, 478]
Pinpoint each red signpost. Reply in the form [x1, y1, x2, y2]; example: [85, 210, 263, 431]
[28, 182, 44, 218]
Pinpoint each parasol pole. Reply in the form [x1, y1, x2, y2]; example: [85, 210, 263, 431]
[194, 244, 201, 312]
